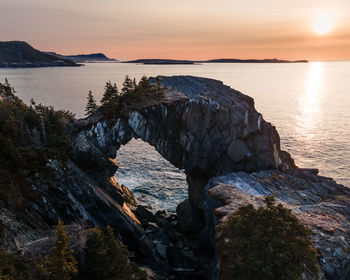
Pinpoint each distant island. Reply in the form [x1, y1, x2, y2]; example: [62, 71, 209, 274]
[0, 41, 308, 67]
[124, 59, 195, 65]
[124, 58, 308, 65]
[0, 41, 80, 68]
[204, 58, 308, 63]
[64, 53, 118, 63]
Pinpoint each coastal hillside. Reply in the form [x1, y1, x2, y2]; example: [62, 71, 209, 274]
[66, 53, 117, 62]
[0, 41, 79, 67]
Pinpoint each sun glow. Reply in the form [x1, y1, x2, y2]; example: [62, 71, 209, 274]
[313, 12, 334, 35]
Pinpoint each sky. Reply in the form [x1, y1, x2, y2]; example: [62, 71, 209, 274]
[1, 0, 350, 60]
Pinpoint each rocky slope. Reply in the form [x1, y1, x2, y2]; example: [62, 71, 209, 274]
[0, 76, 349, 279]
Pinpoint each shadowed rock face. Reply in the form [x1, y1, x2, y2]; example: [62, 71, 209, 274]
[73, 76, 293, 232]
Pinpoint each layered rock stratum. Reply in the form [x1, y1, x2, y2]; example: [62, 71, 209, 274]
[0, 76, 349, 279]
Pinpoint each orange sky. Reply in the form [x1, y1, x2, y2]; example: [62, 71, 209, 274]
[1, 0, 350, 60]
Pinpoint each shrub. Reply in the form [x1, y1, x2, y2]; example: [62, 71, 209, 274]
[217, 196, 320, 280]
[0, 249, 28, 280]
[83, 226, 146, 280]
[37, 220, 78, 280]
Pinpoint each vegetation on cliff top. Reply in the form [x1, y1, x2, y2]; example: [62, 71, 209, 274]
[217, 196, 320, 280]
[0, 80, 74, 210]
[85, 75, 164, 118]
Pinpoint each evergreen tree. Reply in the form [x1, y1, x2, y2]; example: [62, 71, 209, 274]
[83, 226, 132, 280]
[217, 196, 320, 280]
[100, 81, 119, 105]
[122, 75, 134, 95]
[38, 220, 78, 280]
[85, 90, 98, 117]
[154, 77, 164, 97]
[0, 227, 27, 280]
[103, 226, 131, 277]
[132, 78, 137, 89]
[137, 76, 152, 94]
[0, 250, 27, 280]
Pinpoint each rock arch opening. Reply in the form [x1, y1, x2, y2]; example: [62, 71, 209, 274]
[115, 138, 188, 212]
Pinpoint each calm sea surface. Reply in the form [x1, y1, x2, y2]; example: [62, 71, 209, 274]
[1, 62, 349, 211]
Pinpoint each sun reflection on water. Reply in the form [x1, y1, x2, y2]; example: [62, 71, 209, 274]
[296, 62, 324, 140]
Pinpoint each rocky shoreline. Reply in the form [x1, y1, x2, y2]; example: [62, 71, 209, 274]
[1, 76, 349, 279]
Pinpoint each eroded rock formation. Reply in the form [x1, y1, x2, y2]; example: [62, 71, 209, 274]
[1, 76, 349, 279]
[74, 76, 293, 233]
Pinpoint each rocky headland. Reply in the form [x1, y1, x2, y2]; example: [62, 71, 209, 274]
[63, 53, 117, 63]
[0, 41, 80, 68]
[0, 76, 349, 279]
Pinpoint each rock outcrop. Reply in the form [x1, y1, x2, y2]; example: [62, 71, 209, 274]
[1, 76, 349, 279]
[206, 169, 350, 280]
[75, 76, 293, 233]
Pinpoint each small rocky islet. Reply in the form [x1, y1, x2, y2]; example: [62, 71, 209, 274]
[0, 75, 349, 279]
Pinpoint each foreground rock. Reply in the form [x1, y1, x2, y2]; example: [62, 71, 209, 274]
[207, 169, 350, 280]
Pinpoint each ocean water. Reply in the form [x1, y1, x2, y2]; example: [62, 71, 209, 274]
[1, 62, 349, 211]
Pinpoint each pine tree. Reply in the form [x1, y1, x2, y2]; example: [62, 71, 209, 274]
[83, 226, 138, 280]
[137, 76, 152, 94]
[122, 75, 134, 95]
[103, 226, 131, 277]
[82, 227, 107, 279]
[85, 90, 98, 117]
[132, 78, 137, 89]
[154, 76, 164, 97]
[0, 249, 27, 280]
[38, 220, 78, 280]
[100, 81, 119, 105]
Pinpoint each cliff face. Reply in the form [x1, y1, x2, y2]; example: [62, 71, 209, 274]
[74, 76, 292, 233]
[1, 76, 349, 279]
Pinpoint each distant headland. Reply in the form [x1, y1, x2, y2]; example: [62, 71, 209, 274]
[0, 41, 116, 68]
[0, 41, 308, 68]
[63, 53, 118, 63]
[124, 59, 195, 65]
[0, 41, 80, 68]
[124, 58, 308, 65]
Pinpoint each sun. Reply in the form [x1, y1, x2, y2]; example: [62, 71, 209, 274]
[313, 12, 334, 35]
